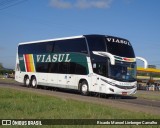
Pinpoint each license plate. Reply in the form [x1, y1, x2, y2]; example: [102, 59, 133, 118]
[122, 92, 127, 95]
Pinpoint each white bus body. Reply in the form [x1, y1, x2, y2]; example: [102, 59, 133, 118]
[15, 34, 140, 95]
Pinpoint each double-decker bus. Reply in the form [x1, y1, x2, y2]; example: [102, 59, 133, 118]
[15, 34, 147, 95]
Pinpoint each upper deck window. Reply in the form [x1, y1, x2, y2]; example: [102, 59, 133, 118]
[18, 38, 88, 54]
[18, 42, 54, 54]
[54, 38, 88, 54]
[86, 36, 106, 52]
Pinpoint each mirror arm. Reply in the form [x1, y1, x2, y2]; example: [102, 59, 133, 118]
[136, 57, 148, 69]
[92, 51, 115, 65]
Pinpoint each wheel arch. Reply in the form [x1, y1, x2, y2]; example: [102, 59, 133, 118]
[24, 74, 29, 81]
[23, 74, 30, 87]
[31, 75, 38, 84]
[78, 79, 89, 91]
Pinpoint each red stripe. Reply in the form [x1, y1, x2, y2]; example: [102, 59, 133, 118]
[28, 55, 32, 72]
[25, 54, 31, 72]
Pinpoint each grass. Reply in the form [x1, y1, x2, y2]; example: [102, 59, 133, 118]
[133, 91, 160, 101]
[0, 87, 160, 128]
[0, 77, 19, 84]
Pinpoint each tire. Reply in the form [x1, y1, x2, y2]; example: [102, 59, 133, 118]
[80, 80, 89, 96]
[24, 76, 30, 87]
[31, 76, 37, 88]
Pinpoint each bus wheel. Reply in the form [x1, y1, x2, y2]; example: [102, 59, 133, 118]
[80, 80, 89, 96]
[24, 76, 30, 87]
[31, 76, 37, 88]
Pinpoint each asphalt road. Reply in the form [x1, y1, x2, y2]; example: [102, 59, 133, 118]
[0, 83, 160, 116]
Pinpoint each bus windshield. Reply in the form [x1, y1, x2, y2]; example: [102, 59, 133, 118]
[105, 37, 135, 58]
[109, 61, 136, 82]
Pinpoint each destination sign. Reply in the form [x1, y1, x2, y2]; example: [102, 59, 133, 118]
[106, 37, 131, 46]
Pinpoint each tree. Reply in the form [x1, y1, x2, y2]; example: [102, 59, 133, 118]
[0, 63, 3, 70]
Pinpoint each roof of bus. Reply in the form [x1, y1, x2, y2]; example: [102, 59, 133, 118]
[19, 35, 84, 45]
[18, 34, 128, 45]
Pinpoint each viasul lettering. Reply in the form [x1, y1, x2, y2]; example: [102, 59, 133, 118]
[37, 54, 71, 63]
[106, 38, 131, 46]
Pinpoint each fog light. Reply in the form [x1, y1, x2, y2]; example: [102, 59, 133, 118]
[109, 88, 114, 92]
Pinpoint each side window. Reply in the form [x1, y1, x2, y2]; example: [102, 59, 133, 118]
[54, 41, 64, 52]
[18, 41, 54, 54]
[75, 63, 87, 75]
[33, 42, 54, 54]
[36, 63, 49, 73]
[46, 42, 54, 53]
[65, 38, 88, 54]
[32, 43, 46, 54]
[68, 62, 76, 74]
[49, 63, 58, 73]
[87, 36, 106, 52]
[92, 62, 108, 77]
[19, 38, 88, 54]
[53, 38, 88, 54]
[58, 62, 68, 74]
[18, 45, 30, 54]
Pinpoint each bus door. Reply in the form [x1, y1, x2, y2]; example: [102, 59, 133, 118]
[92, 62, 107, 93]
[91, 73, 98, 92]
[91, 74, 105, 93]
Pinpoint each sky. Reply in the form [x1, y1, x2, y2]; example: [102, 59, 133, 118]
[0, 0, 160, 69]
